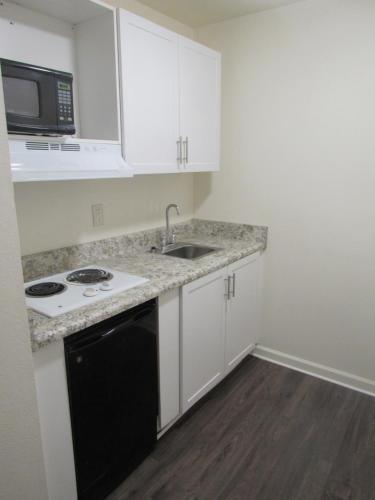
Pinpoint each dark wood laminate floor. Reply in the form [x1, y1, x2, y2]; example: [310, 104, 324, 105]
[107, 357, 375, 500]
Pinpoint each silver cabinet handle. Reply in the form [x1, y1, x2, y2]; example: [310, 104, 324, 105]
[177, 137, 182, 165]
[232, 273, 236, 298]
[183, 136, 189, 166]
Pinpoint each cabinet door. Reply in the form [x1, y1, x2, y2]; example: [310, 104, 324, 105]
[158, 289, 180, 430]
[181, 268, 226, 413]
[118, 10, 180, 174]
[226, 253, 260, 374]
[179, 37, 221, 172]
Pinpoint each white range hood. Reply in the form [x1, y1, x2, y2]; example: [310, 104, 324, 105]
[9, 137, 134, 182]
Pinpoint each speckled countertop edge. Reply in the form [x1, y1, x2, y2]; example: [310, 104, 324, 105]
[25, 220, 268, 351]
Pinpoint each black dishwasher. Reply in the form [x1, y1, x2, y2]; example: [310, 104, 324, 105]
[64, 299, 158, 500]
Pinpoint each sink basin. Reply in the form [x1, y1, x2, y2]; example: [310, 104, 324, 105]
[162, 243, 219, 260]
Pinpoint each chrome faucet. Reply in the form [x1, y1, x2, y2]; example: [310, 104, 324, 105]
[163, 203, 180, 247]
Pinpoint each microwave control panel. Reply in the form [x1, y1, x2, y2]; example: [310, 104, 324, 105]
[56, 80, 75, 129]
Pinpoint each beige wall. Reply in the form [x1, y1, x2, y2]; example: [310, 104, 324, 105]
[0, 79, 48, 499]
[110, 0, 195, 37]
[16, 174, 194, 255]
[14, 0, 196, 255]
[196, 0, 375, 381]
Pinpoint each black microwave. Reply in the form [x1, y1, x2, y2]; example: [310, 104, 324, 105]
[0, 59, 75, 136]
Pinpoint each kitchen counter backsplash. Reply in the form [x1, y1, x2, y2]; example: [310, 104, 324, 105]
[23, 219, 268, 351]
[22, 219, 266, 282]
[22, 220, 193, 282]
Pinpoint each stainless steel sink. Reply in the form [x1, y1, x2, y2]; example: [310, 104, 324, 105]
[162, 243, 220, 260]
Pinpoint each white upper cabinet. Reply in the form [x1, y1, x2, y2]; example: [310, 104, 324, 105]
[118, 9, 221, 175]
[179, 37, 221, 172]
[118, 10, 180, 174]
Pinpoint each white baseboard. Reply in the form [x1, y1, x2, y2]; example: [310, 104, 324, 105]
[253, 345, 375, 398]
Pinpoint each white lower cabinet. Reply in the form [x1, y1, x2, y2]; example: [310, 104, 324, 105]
[181, 268, 227, 413]
[225, 253, 261, 373]
[181, 253, 261, 413]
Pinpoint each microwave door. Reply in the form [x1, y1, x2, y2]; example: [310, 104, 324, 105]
[2, 65, 58, 135]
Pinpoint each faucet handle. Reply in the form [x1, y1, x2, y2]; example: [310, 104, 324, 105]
[160, 233, 168, 249]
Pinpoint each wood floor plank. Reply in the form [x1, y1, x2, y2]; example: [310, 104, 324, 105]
[110, 358, 281, 499]
[322, 394, 375, 500]
[107, 358, 374, 500]
[217, 376, 358, 500]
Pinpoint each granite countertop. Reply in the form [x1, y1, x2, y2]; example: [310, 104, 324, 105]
[24, 220, 268, 351]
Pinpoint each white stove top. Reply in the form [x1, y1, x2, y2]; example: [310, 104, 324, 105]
[24, 266, 149, 318]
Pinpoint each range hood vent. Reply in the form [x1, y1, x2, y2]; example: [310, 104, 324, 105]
[25, 142, 82, 152]
[10, 139, 133, 182]
[61, 143, 80, 152]
[26, 141, 49, 150]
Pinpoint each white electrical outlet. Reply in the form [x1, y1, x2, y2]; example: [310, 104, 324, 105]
[92, 204, 104, 227]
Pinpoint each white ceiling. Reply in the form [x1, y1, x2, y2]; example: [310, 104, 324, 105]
[136, 0, 306, 27]
[9, 0, 107, 24]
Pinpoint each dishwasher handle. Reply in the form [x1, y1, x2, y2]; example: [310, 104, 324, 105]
[68, 319, 132, 352]
[65, 300, 157, 352]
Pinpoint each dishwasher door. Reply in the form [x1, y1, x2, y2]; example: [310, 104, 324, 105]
[64, 299, 158, 500]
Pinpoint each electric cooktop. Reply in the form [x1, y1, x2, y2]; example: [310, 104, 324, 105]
[24, 266, 149, 318]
